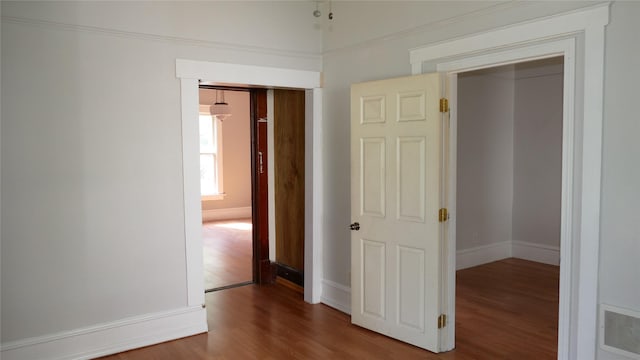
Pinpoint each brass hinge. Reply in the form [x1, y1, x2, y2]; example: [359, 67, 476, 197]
[439, 98, 449, 113]
[438, 208, 448, 222]
[438, 314, 447, 329]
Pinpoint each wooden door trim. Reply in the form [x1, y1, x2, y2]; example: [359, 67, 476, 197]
[251, 89, 276, 284]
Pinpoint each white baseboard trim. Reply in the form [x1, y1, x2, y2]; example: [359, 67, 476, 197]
[316, 241, 556, 318]
[320, 279, 351, 315]
[456, 241, 512, 270]
[512, 240, 560, 266]
[0, 306, 207, 360]
[201, 206, 251, 222]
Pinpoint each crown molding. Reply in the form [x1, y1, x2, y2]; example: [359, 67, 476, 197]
[322, 1, 522, 56]
[1, 15, 323, 62]
[322, 1, 608, 58]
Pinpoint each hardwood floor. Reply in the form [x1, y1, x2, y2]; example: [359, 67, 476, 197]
[99, 258, 559, 359]
[455, 258, 559, 359]
[202, 219, 253, 290]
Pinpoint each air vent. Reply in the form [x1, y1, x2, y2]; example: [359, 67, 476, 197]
[600, 304, 640, 359]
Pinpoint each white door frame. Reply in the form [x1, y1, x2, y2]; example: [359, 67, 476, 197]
[175, 60, 324, 314]
[440, 38, 576, 354]
[410, 4, 609, 360]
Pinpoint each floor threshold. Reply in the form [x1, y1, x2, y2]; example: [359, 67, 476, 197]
[205, 280, 254, 293]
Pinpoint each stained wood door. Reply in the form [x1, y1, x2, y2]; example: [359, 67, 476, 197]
[274, 89, 305, 284]
[350, 73, 444, 352]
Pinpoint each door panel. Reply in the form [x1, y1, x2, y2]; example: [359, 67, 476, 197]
[397, 245, 425, 331]
[397, 136, 426, 222]
[351, 73, 443, 352]
[274, 89, 305, 276]
[361, 137, 386, 217]
[362, 239, 386, 318]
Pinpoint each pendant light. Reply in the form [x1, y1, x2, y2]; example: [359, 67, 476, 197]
[210, 90, 232, 121]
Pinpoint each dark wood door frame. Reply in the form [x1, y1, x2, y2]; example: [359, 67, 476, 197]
[251, 89, 276, 284]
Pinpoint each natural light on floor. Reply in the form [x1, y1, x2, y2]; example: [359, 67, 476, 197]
[215, 222, 253, 231]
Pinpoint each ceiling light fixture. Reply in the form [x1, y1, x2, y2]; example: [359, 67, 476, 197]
[210, 90, 232, 121]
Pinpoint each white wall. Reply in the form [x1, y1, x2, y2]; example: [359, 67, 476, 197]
[199, 90, 252, 213]
[322, 1, 503, 53]
[457, 67, 515, 251]
[598, 2, 640, 359]
[455, 59, 563, 267]
[1, 0, 321, 346]
[513, 59, 564, 249]
[0, 1, 3, 345]
[1, 1, 322, 62]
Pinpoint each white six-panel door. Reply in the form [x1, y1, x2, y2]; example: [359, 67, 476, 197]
[350, 73, 443, 352]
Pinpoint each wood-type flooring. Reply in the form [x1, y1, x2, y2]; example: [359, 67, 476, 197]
[202, 219, 253, 291]
[100, 258, 559, 359]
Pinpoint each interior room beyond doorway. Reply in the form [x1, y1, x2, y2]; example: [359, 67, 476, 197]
[202, 219, 253, 291]
[199, 88, 253, 291]
[455, 57, 564, 356]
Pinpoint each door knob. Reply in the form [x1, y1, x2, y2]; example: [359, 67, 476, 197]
[350, 222, 360, 231]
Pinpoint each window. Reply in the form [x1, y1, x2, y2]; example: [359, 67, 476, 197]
[199, 106, 224, 200]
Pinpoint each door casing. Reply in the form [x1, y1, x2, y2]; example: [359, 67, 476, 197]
[410, 4, 609, 359]
[176, 61, 323, 322]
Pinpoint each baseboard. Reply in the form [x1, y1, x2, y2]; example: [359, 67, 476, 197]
[316, 241, 555, 316]
[0, 306, 207, 360]
[512, 240, 560, 266]
[320, 279, 351, 315]
[201, 206, 251, 222]
[456, 241, 512, 270]
[275, 262, 304, 287]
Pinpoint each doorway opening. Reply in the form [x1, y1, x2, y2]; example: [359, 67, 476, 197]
[410, 7, 610, 354]
[198, 86, 255, 292]
[196, 85, 309, 296]
[177, 59, 323, 335]
[454, 57, 564, 357]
